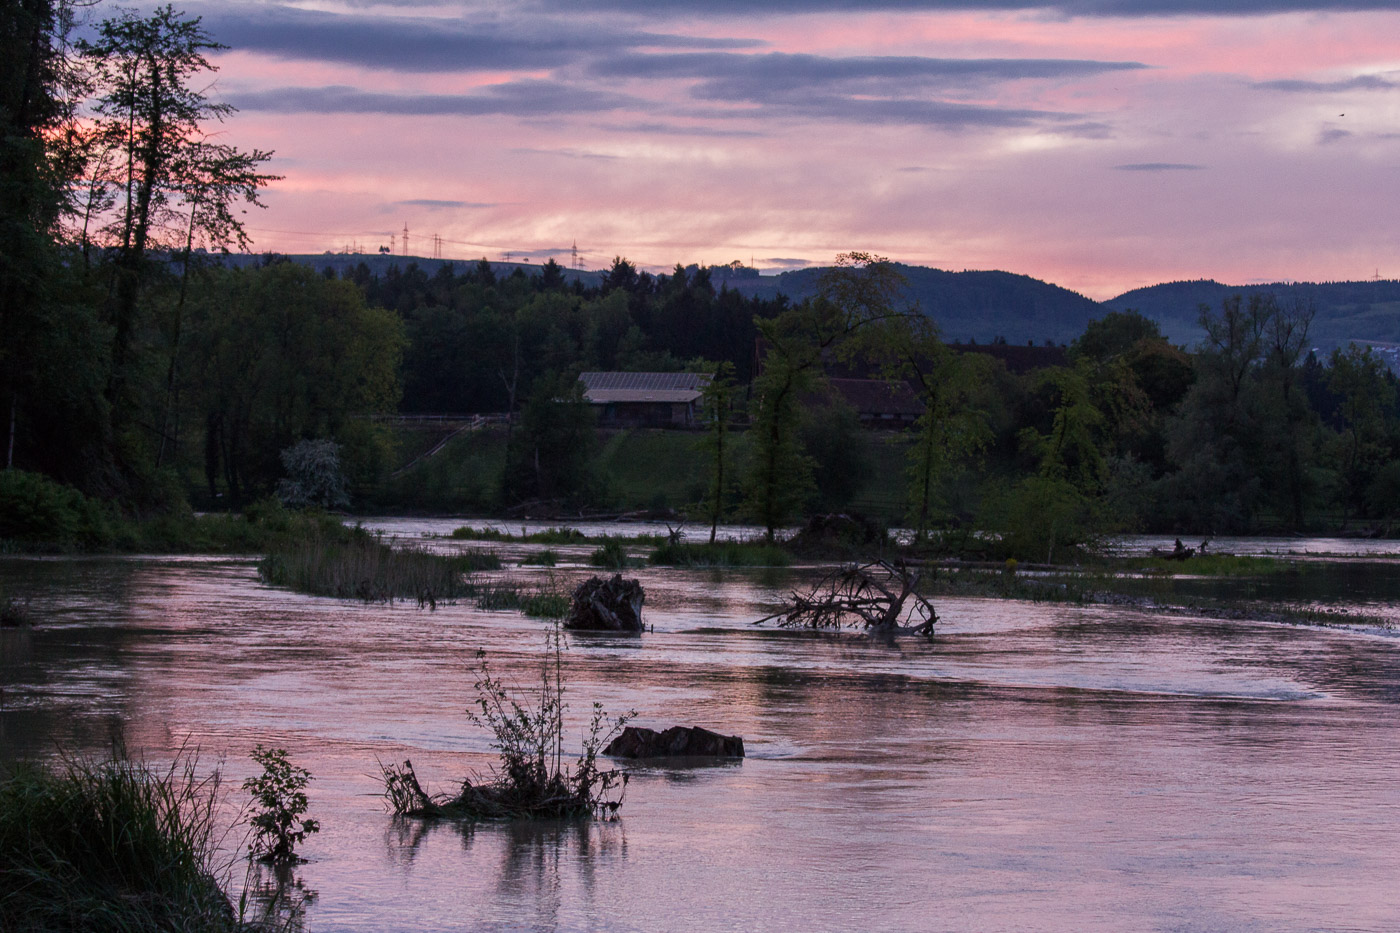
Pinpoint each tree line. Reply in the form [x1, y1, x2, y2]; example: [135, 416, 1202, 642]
[4, 1, 1399, 552]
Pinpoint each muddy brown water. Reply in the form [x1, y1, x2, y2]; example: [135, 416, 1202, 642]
[2, 533, 1398, 932]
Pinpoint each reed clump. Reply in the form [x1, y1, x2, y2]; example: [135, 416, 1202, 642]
[259, 528, 492, 607]
[648, 540, 791, 568]
[468, 579, 570, 618]
[382, 628, 632, 821]
[0, 749, 246, 933]
[588, 539, 631, 569]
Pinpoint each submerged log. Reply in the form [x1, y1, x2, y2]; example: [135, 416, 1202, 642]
[604, 725, 744, 759]
[754, 559, 936, 638]
[565, 574, 645, 633]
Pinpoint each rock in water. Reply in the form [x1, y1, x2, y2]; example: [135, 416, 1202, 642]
[604, 725, 745, 759]
[565, 574, 645, 633]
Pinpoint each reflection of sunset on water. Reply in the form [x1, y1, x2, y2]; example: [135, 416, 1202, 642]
[3, 538, 1399, 930]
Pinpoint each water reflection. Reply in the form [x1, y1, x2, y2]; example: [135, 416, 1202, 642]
[240, 860, 318, 933]
[384, 815, 628, 929]
[4, 554, 1400, 932]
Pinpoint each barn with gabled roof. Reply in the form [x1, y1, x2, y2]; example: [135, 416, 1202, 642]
[578, 372, 712, 428]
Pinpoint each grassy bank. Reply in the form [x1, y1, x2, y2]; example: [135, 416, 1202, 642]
[0, 468, 352, 555]
[374, 426, 915, 524]
[0, 751, 248, 933]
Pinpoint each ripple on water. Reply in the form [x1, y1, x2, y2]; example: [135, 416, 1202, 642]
[2, 554, 1400, 932]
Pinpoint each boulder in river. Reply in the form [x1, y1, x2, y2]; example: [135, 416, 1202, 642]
[604, 725, 744, 759]
[565, 574, 645, 633]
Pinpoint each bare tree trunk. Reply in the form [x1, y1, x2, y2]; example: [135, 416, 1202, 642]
[6, 394, 15, 469]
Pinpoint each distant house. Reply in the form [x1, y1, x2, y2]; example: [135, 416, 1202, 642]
[826, 378, 924, 428]
[579, 372, 712, 428]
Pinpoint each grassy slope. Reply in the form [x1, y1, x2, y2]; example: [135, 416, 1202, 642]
[381, 425, 914, 522]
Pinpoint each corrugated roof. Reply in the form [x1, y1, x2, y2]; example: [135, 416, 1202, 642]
[579, 372, 711, 404]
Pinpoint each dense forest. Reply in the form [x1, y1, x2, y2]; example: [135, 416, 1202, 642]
[5, 0, 1400, 556]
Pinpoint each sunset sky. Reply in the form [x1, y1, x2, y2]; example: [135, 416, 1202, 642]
[157, 0, 1400, 298]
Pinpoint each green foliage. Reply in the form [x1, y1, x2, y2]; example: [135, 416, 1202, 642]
[451, 525, 512, 540]
[187, 262, 405, 504]
[697, 362, 738, 542]
[981, 475, 1101, 563]
[0, 469, 114, 549]
[276, 438, 351, 510]
[1124, 553, 1283, 576]
[1072, 309, 1163, 363]
[0, 748, 244, 932]
[242, 746, 319, 864]
[382, 627, 632, 820]
[799, 395, 873, 512]
[521, 548, 558, 567]
[588, 539, 631, 569]
[258, 529, 488, 606]
[648, 540, 791, 567]
[503, 376, 598, 506]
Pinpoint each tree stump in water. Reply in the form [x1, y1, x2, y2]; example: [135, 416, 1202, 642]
[565, 574, 645, 633]
[604, 725, 744, 758]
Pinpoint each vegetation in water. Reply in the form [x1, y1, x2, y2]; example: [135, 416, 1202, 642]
[258, 528, 491, 606]
[0, 748, 247, 933]
[243, 746, 319, 864]
[521, 549, 559, 567]
[588, 539, 632, 569]
[382, 627, 633, 821]
[468, 579, 570, 618]
[648, 540, 791, 567]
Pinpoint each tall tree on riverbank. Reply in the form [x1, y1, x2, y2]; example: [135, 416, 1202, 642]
[698, 362, 736, 544]
[743, 254, 913, 540]
[78, 5, 275, 491]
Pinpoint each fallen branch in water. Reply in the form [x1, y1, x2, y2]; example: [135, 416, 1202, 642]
[754, 560, 937, 638]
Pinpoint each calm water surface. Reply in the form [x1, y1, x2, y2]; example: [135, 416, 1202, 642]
[2, 547, 1398, 932]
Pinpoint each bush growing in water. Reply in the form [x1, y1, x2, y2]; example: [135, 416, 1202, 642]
[0, 748, 245, 932]
[243, 746, 319, 864]
[382, 627, 632, 820]
[588, 539, 630, 569]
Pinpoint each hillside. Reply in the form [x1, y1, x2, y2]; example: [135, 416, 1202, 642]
[723, 264, 1104, 345]
[230, 251, 1400, 356]
[1106, 279, 1400, 352]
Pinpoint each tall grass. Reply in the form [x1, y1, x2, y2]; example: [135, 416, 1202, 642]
[648, 540, 791, 567]
[0, 749, 245, 933]
[588, 539, 631, 569]
[468, 579, 571, 618]
[259, 530, 495, 607]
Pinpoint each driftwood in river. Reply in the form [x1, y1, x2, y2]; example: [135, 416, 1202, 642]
[754, 560, 936, 638]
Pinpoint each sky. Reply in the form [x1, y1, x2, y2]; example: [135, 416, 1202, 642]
[143, 0, 1400, 298]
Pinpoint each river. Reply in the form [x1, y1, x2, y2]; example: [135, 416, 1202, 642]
[2, 530, 1398, 932]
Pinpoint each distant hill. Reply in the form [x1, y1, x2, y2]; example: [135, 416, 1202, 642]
[218, 251, 603, 287]
[722, 264, 1104, 345]
[225, 251, 1400, 356]
[1105, 279, 1400, 353]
